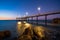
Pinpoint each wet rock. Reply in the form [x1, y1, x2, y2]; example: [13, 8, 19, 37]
[0, 30, 11, 40]
[11, 37, 18, 40]
[55, 33, 60, 40]
[18, 35, 32, 40]
[52, 18, 60, 24]
[18, 26, 46, 40]
[18, 27, 32, 40]
[4, 30, 11, 38]
[17, 23, 56, 40]
[0, 31, 5, 39]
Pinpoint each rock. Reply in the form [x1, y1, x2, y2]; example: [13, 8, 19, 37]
[55, 33, 60, 40]
[18, 27, 32, 40]
[18, 35, 32, 40]
[18, 26, 46, 40]
[11, 37, 18, 40]
[0, 30, 11, 40]
[0, 31, 5, 38]
[33, 26, 45, 40]
[52, 18, 60, 24]
[4, 30, 11, 38]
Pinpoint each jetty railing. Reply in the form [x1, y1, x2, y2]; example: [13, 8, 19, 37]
[17, 12, 60, 27]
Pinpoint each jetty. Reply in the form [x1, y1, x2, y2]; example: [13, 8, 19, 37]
[16, 12, 60, 40]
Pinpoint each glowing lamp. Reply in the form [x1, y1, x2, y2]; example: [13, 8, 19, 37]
[24, 21, 26, 23]
[17, 22, 21, 24]
[37, 7, 41, 11]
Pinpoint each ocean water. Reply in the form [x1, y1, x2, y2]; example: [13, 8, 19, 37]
[0, 20, 49, 38]
[0, 20, 18, 38]
[0, 20, 60, 39]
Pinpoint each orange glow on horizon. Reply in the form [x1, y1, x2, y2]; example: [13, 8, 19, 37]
[0, 17, 16, 20]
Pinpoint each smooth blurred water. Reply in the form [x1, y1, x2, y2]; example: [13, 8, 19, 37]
[0, 20, 17, 38]
[0, 20, 60, 39]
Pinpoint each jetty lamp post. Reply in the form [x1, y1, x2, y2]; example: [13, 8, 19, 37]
[36, 7, 41, 25]
[26, 12, 28, 16]
[37, 7, 41, 13]
[25, 12, 29, 22]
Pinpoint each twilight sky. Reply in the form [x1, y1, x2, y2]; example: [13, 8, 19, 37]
[0, 0, 60, 20]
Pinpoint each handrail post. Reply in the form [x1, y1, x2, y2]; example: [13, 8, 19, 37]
[27, 18, 29, 22]
[36, 16, 38, 25]
[31, 17, 33, 24]
[45, 15, 47, 27]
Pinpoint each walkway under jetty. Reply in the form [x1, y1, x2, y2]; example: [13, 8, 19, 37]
[17, 21, 60, 40]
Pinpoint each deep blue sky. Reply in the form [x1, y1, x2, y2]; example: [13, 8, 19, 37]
[0, 0, 60, 20]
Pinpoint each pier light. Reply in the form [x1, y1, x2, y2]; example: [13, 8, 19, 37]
[17, 22, 21, 24]
[37, 7, 41, 11]
[24, 21, 26, 23]
[26, 12, 28, 16]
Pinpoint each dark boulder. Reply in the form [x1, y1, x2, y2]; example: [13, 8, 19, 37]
[4, 30, 11, 38]
[18, 27, 32, 40]
[0, 30, 11, 40]
[52, 18, 60, 24]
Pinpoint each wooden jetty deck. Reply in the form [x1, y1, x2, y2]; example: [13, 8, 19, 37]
[16, 12, 60, 27]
